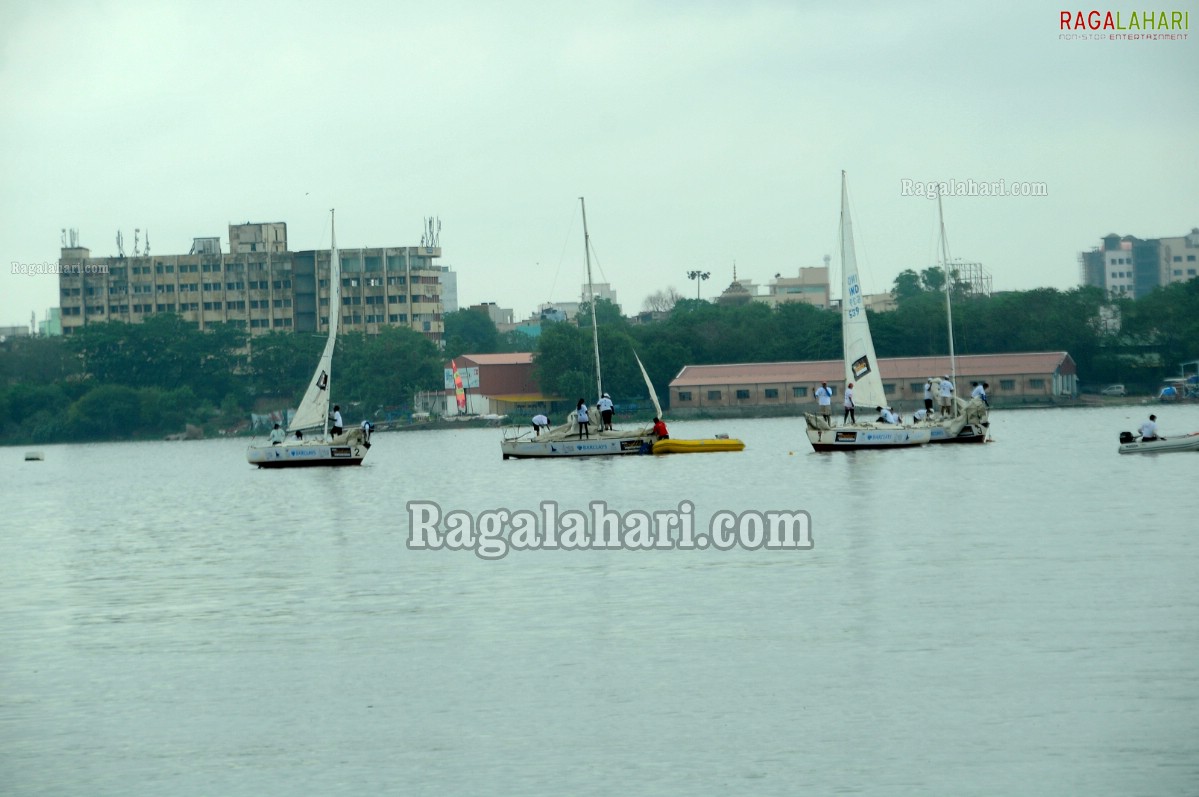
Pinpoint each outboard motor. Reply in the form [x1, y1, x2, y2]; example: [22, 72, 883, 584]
[1119, 431, 1135, 444]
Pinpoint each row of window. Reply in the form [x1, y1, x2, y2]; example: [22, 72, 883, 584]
[1171, 255, 1197, 262]
[676, 379, 1042, 401]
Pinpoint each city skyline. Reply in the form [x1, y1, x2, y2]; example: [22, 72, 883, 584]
[2, 2, 1195, 328]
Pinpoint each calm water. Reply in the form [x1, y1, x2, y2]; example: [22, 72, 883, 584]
[3, 405, 1198, 796]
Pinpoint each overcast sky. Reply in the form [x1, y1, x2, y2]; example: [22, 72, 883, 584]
[2, 1, 1196, 328]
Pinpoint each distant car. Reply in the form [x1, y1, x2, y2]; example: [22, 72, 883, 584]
[1100, 384, 1126, 396]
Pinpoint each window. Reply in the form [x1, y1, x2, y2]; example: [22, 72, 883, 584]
[678, 391, 692, 401]
[910, 382, 923, 393]
[707, 390, 722, 401]
[883, 383, 895, 395]
[735, 389, 751, 400]
[1189, 255, 1196, 262]
[999, 379, 1015, 390]
[793, 386, 808, 397]
[764, 388, 779, 399]
[1029, 378, 1045, 389]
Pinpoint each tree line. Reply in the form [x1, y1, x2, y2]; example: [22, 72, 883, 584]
[1, 275, 1195, 442]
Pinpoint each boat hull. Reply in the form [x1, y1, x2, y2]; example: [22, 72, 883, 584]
[501, 434, 651, 459]
[652, 438, 745, 455]
[1117, 434, 1199, 454]
[806, 425, 931, 452]
[247, 440, 368, 467]
[928, 423, 988, 444]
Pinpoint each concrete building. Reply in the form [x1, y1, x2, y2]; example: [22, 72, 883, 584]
[760, 266, 831, 309]
[442, 352, 558, 417]
[1080, 229, 1199, 298]
[669, 352, 1078, 415]
[55, 221, 445, 343]
[469, 302, 514, 327]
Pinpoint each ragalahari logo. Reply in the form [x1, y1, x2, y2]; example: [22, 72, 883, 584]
[1060, 10, 1189, 30]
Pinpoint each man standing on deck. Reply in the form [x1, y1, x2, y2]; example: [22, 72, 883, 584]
[938, 376, 955, 417]
[843, 382, 856, 425]
[814, 381, 833, 426]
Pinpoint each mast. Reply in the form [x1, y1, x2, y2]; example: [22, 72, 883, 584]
[936, 190, 957, 388]
[325, 208, 338, 438]
[580, 197, 602, 399]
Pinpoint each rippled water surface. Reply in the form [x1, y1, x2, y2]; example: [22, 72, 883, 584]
[3, 404, 1199, 795]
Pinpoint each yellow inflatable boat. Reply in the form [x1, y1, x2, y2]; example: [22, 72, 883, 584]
[651, 438, 745, 455]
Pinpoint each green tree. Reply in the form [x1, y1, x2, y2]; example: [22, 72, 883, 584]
[444, 309, 500, 358]
[66, 384, 141, 440]
[338, 326, 444, 415]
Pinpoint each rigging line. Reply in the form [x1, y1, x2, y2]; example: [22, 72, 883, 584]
[544, 200, 579, 309]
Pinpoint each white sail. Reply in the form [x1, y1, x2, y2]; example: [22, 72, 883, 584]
[634, 350, 663, 421]
[288, 211, 340, 434]
[839, 172, 888, 411]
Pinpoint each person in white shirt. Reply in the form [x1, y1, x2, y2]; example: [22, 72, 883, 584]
[331, 405, 344, 435]
[575, 399, 590, 438]
[875, 406, 899, 424]
[842, 382, 856, 425]
[597, 393, 614, 430]
[970, 381, 989, 405]
[531, 413, 549, 436]
[938, 377, 955, 417]
[913, 408, 931, 422]
[1140, 414, 1161, 441]
[360, 419, 373, 444]
[923, 379, 935, 414]
[268, 423, 286, 445]
[814, 381, 833, 425]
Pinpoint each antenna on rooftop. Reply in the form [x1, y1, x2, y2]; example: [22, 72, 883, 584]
[61, 229, 67, 247]
[422, 216, 440, 247]
[133, 228, 141, 257]
[144, 230, 150, 256]
[117, 230, 125, 258]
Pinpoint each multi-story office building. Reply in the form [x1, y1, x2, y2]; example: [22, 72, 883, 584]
[1080, 228, 1199, 298]
[56, 221, 445, 343]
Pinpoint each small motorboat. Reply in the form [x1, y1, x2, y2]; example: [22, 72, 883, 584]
[24, 451, 44, 461]
[651, 437, 745, 455]
[1117, 430, 1199, 454]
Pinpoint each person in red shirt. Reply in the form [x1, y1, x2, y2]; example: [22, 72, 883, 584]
[652, 417, 669, 439]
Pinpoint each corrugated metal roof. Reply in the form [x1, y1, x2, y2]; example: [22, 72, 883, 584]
[453, 352, 534, 366]
[670, 352, 1074, 387]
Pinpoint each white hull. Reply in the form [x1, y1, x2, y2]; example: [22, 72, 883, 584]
[247, 431, 369, 467]
[1118, 434, 1199, 455]
[928, 423, 988, 444]
[501, 431, 652, 459]
[805, 415, 931, 451]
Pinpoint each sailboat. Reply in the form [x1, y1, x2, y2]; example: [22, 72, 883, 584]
[804, 173, 932, 452]
[921, 190, 990, 444]
[246, 210, 369, 468]
[500, 198, 657, 459]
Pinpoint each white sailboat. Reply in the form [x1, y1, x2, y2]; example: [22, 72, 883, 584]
[805, 173, 931, 452]
[922, 190, 990, 444]
[247, 210, 369, 468]
[500, 198, 656, 459]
